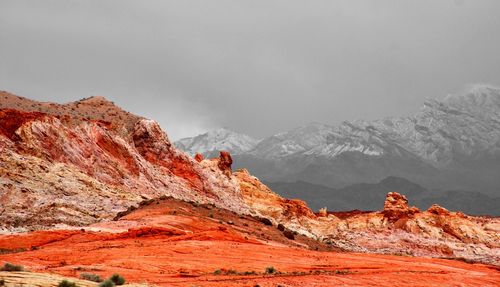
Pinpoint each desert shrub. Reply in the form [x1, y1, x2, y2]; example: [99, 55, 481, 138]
[80, 272, 103, 282]
[0, 262, 24, 271]
[259, 217, 272, 226]
[283, 229, 295, 240]
[109, 273, 125, 285]
[334, 270, 351, 275]
[265, 266, 276, 274]
[58, 280, 77, 287]
[213, 269, 222, 275]
[0, 279, 4, 286]
[98, 280, 115, 287]
[277, 223, 285, 231]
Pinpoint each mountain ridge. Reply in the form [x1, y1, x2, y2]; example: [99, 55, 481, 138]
[176, 127, 260, 157]
[175, 84, 500, 195]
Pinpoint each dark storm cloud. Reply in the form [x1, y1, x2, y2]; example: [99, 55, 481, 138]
[1, 0, 500, 139]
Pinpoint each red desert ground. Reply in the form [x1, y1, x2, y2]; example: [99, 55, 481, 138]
[0, 91, 499, 286]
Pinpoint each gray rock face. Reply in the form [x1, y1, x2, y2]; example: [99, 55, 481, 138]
[177, 85, 500, 196]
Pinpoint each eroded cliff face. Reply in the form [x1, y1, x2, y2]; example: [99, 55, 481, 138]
[0, 93, 248, 230]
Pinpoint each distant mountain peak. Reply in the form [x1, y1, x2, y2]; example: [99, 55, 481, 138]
[175, 84, 500, 196]
[175, 128, 259, 156]
[442, 84, 500, 110]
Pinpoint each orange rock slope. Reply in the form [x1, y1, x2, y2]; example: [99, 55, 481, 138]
[1, 197, 499, 287]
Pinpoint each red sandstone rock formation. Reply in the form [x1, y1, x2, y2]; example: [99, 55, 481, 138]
[1, 197, 499, 287]
[1, 91, 498, 269]
[0, 92, 248, 230]
[383, 192, 420, 221]
[194, 153, 204, 162]
[427, 203, 451, 215]
[217, 150, 233, 177]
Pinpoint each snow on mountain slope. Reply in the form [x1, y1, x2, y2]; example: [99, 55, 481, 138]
[176, 85, 500, 194]
[250, 122, 336, 158]
[175, 128, 260, 156]
[246, 84, 500, 165]
[362, 84, 500, 166]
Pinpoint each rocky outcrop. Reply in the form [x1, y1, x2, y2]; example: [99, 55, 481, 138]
[0, 93, 248, 231]
[383, 192, 420, 221]
[326, 192, 500, 265]
[194, 153, 204, 162]
[427, 204, 451, 216]
[217, 151, 233, 177]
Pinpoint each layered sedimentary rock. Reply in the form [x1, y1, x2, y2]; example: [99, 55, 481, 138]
[1, 91, 498, 266]
[1, 197, 499, 287]
[229, 165, 499, 264]
[0, 92, 248, 231]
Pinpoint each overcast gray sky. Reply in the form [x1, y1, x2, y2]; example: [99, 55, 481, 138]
[1, 0, 500, 140]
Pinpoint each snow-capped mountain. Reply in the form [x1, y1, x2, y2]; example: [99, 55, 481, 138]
[176, 85, 500, 195]
[175, 128, 260, 157]
[250, 84, 500, 163]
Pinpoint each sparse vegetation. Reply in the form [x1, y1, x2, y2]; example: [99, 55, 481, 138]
[283, 229, 295, 240]
[212, 269, 258, 276]
[259, 217, 273, 226]
[265, 266, 276, 274]
[80, 272, 103, 282]
[109, 273, 125, 285]
[0, 262, 24, 271]
[0, 248, 27, 255]
[58, 280, 77, 287]
[209, 267, 352, 277]
[0, 279, 5, 286]
[98, 280, 115, 287]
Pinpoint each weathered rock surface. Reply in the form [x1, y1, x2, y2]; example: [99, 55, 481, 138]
[0, 92, 248, 231]
[233, 169, 500, 265]
[382, 192, 420, 221]
[1, 197, 498, 287]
